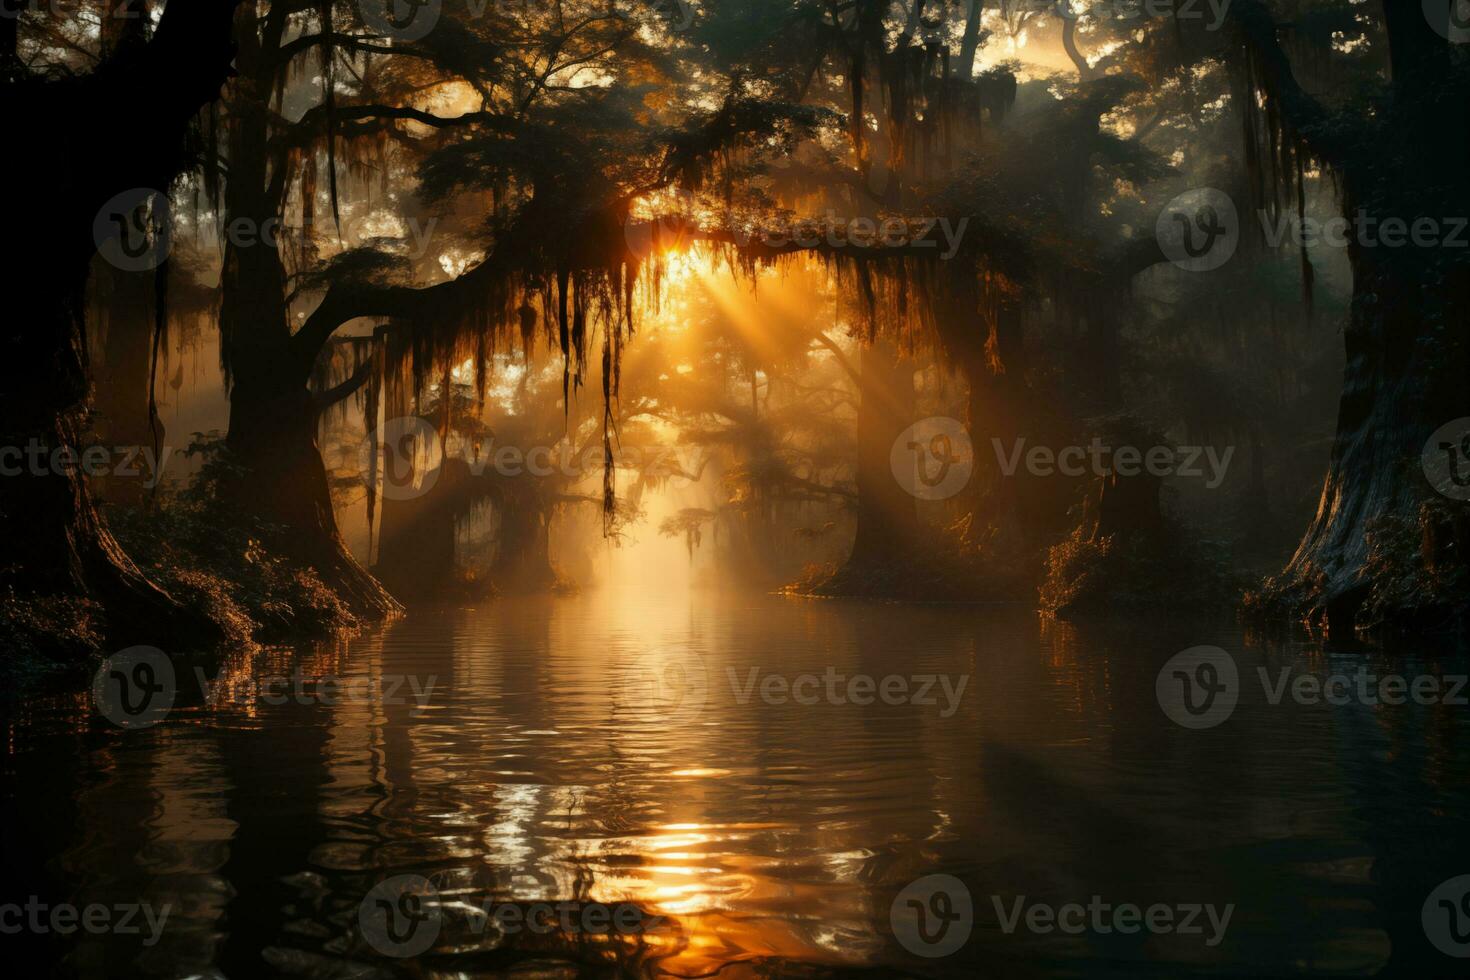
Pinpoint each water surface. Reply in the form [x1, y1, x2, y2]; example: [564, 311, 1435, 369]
[4, 589, 1468, 977]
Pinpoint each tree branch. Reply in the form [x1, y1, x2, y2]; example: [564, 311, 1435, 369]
[1229, 0, 1352, 168]
[313, 354, 377, 414]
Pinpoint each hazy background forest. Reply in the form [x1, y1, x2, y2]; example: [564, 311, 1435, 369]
[3, 0, 1466, 647]
[2, 0, 1469, 977]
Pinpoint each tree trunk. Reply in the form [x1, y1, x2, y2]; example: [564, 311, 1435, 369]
[960, 302, 1030, 550]
[225, 374, 400, 618]
[374, 458, 467, 596]
[1235, 0, 1470, 636]
[846, 338, 919, 569]
[0, 2, 240, 653]
[957, 0, 984, 80]
[214, 36, 398, 620]
[91, 261, 163, 507]
[1269, 254, 1468, 636]
[489, 486, 558, 592]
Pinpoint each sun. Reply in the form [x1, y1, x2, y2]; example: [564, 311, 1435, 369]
[661, 248, 699, 286]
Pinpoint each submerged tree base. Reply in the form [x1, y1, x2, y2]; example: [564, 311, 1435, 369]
[785, 545, 1033, 604]
[85, 447, 405, 652]
[1039, 522, 1240, 620]
[1245, 498, 1470, 640]
[109, 503, 368, 647]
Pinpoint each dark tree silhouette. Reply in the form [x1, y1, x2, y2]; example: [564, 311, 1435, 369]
[0, 0, 240, 647]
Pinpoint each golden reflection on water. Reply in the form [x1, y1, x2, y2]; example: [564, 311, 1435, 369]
[6, 579, 1470, 977]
